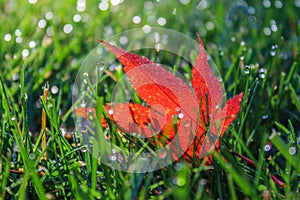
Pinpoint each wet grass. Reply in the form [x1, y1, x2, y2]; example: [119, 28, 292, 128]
[1, 0, 300, 199]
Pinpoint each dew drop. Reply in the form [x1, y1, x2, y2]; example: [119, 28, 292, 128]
[29, 40, 36, 48]
[108, 109, 114, 115]
[111, 0, 121, 6]
[73, 14, 81, 22]
[157, 17, 166, 26]
[132, 16, 141, 24]
[63, 24, 73, 34]
[289, 147, 296, 155]
[109, 155, 117, 162]
[205, 21, 214, 30]
[173, 177, 186, 186]
[247, 6, 255, 15]
[274, 0, 283, 8]
[244, 65, 250, 74]
[81, 13, 89, 22]
[28, 0, 38, 4]
[16, 36, 22, 43]
[144, 1, 153, 9]
[29, 153, 36, 160]
[197, 0, 208, 10]
[99, 1, 109, 11]
[4, 33, 12, 42]
[271, 24, 278, 32]
[179, 0, 190, 5]
[119, 36, 128, 45]
[45, 11, 53, 20]
[271, 45, 278, 50]
[270, 45, 278, 56]
[36, 99, 42, 108]
[51, 86, 59, 94]
[264, 144, 271, 152]
[22, 49, 29, 58]
[143, 25, 151, 33]
[46, 26, 54, 36]
[270, 19, 276, 25]
[259, 74, 265, 79]
[263, 27, 271, 36]
[83, 72, 89, 77]
[178, 113, 184, 119]
[77, 0, 86, 12]
[263, 0, 271, 8]
[15, 29, 22, 37]
[38, 19, 47, 28]
[258, 68, 267, 79]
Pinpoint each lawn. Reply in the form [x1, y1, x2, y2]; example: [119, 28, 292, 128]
[0, 0, 299, 199]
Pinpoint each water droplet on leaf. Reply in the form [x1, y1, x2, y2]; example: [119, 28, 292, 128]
[29, 153, 36, 160]
[178, 113, 184, 119]
[289, 147, 297, 155]
[109, 155, 117, 161]
[51, 86, 58, 94]
[132, 16, 141, 24]
[4, 33, 12, 42]
[244, 65, 250, 74]
[173, 177, 186, 186]
[264, 144, 271, 152]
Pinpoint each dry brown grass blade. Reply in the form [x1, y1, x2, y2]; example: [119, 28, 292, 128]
[41, 82, 49, 160]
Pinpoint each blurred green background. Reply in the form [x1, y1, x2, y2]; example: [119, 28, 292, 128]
[1, 0, 299, 122]
[1, 1, 299, 130]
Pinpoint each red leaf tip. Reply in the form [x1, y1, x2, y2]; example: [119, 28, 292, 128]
[196, 33, 204, 48]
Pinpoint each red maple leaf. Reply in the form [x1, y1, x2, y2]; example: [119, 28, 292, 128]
[75, 35, 244, 162]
